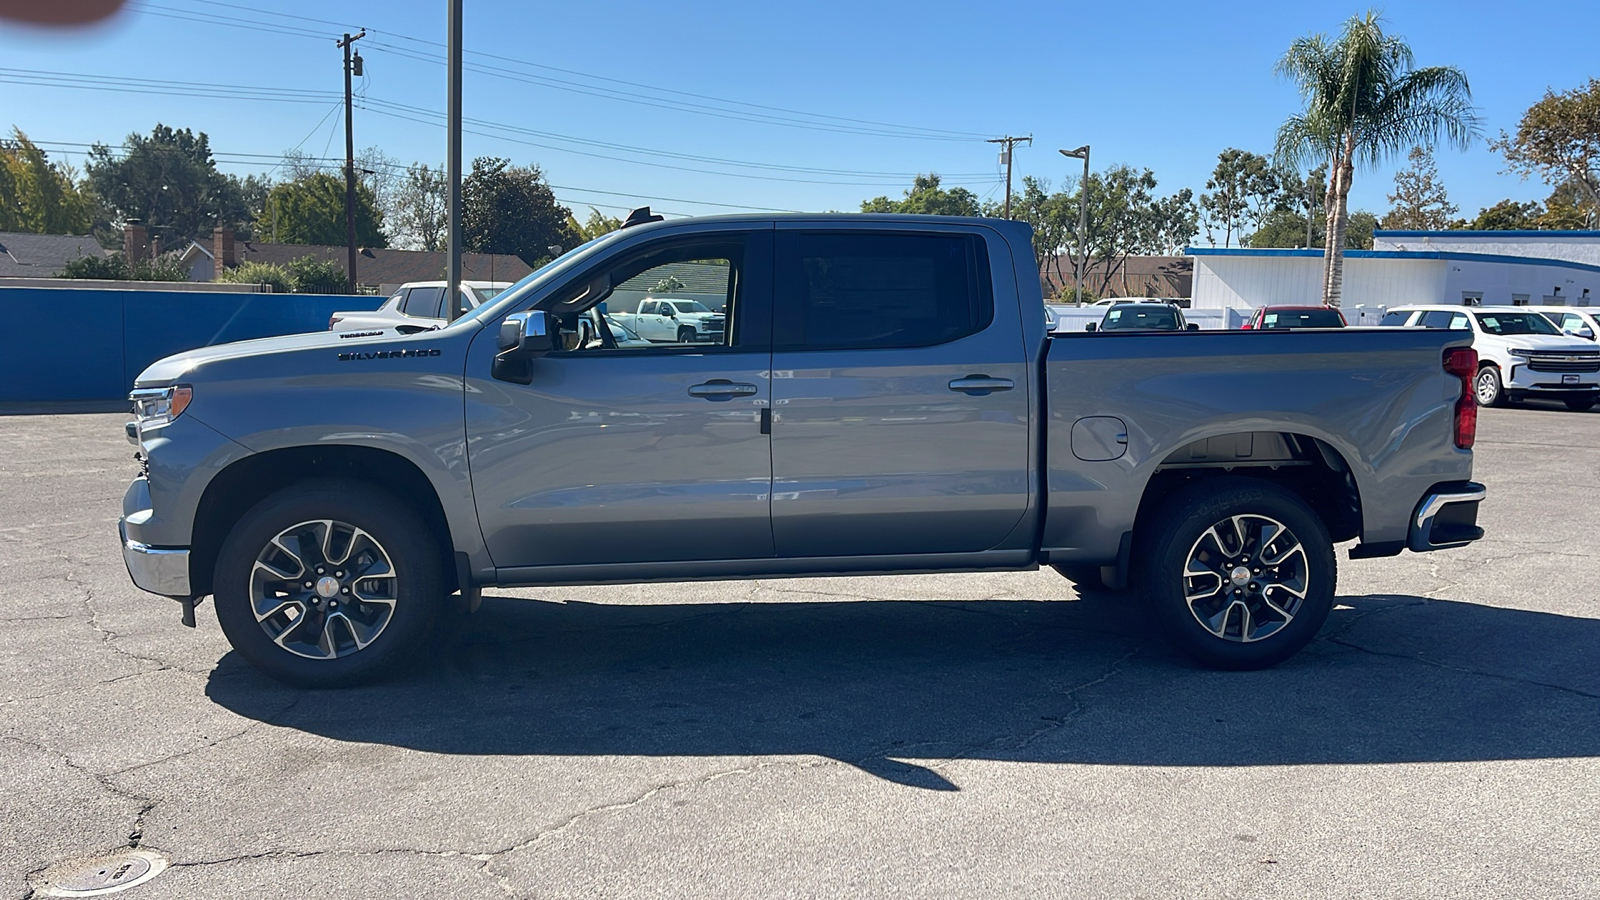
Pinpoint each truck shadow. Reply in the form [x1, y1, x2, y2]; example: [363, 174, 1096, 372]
[205, 592, 1600, 790]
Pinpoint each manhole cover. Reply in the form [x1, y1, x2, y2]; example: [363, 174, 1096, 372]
[29, 849, 168, 897]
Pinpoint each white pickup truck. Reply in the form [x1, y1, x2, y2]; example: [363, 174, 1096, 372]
[609, 297, 727, 343]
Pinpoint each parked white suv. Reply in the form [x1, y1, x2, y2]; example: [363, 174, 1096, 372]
[1381, 305, 1600, 410]
[329, 281, 514, 334]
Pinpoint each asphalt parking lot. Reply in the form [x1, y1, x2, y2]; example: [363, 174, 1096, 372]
[2, 405, 1597, 899]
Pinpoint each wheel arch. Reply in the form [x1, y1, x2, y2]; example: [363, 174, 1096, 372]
[190, 445, 457, 597]
[1134, 431, 1363, 546]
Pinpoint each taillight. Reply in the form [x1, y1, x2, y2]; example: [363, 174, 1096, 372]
[1443, 347, 1477, 449]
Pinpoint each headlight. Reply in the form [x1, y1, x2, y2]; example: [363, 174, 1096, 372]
[130, 385, 192, 432]
[1508, 348, 1534, 358]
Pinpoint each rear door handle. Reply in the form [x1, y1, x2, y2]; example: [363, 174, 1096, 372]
[688, 380, 758, 400]
[948, 376, 1015, 395]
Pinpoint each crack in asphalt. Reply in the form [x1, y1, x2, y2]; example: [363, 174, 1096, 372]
[1328, 635, 1600, 701]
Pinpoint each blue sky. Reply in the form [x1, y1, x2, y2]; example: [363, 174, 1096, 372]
[0, 0, 1591, 231]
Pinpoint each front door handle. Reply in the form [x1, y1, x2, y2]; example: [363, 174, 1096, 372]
[948, 375, 1015, 395]
[688, 380, 758, 401]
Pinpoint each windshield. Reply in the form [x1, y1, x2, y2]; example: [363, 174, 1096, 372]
[438, 231, 628, 330]
[669, 300, 712, 314]
[1102, 306, 1179, 330]
[1475, 312, 1560, 336]
[1262, 309, 1344, 328]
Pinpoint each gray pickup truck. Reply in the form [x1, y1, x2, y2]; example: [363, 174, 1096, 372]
[119, 214, 1486, 686]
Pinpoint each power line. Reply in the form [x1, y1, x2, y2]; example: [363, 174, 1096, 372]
[132, 0, 990, 142]
[0, 69, 1000, 189]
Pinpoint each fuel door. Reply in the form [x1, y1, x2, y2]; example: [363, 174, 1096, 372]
[1071, 416, 1128, 462]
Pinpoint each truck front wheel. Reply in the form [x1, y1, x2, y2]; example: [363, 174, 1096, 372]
[1138, 477, 1335, 670]
[677, 325, 696, 343]
[1475, 366, 1505, 407]
[213, 480, 444, 687]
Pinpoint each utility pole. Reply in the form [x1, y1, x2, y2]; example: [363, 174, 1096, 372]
[446, 0, 463, 320]
[337, 30, 366, 294]
[988, 135, 1031, 218]
[1060, 146, 1090, 304]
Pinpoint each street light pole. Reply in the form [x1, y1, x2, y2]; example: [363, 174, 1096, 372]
[1060, 146, 1090, 304]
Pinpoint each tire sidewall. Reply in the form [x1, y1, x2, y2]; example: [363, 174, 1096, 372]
[213, 481, 442, 687]
[1140, 477, 1336, 670]
[1476, 366, 1503, 407]
[678, 325, 695, 343]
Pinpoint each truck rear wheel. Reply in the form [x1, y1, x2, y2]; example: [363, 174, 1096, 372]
[213, 480, 443, 687]
[1137, 477, 1335, 670]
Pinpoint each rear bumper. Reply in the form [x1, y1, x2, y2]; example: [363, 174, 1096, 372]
[1408, 481, 1486, 552]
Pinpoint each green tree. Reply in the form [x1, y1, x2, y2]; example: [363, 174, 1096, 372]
[259, 172, 387, 247]
[85, 124, 254, 243]
[569, 206, 623, 242]
[390, 162, 448, 252]
[1007, 176, 1076, 296]
[285, 256, 347, 293]
[861, 174, 982, 216]
[1275, 12, 1479, 306]
[1199, 149, 1280, 247]
[1465, 199, 1543, 230]
[461, 157, 576, 267]
[1381, 146, 1458, 229]
[57, 250, 188, 281]
[0, 129, 94, 234]
[1066, 165, 1197, 297]
[1493, 78, 1600, 228]
[1249, 204, 1378, 249]
[215, 260, 292, 293]
[1345, 210, 1378, 249]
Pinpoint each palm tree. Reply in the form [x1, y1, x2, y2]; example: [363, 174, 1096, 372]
[1275, 11, 1479, 307]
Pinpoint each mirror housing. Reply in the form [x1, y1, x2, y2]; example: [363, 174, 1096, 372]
[1085, 322, 1098, 332]
[1187, 323, 1200, 331]
[664, 304, 678, 318]
[493, 311, 555, 384]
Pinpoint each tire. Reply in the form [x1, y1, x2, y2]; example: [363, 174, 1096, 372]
[1475, 366, 1505, 407]
[1051, 563, 1110, 592]
[213, 480, 445, 687]
[677, 325, 696, 343]
[1137, 476, 1335, 670]
[1565, 397, 1597, 411]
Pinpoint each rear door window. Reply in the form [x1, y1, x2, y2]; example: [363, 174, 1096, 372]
[1379, 311, 1414, 326]
[774, 232, 991, 350]
[400, 286, 446, 318]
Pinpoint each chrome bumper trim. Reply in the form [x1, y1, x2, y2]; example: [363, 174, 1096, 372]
[1409, 484, 1487, 552]
[119, 519, 192, 597]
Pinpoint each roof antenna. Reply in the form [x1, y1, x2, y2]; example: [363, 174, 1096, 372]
[622, 206, 665, 229]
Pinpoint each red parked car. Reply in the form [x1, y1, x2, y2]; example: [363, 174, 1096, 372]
[1241, 306, 1348, 329]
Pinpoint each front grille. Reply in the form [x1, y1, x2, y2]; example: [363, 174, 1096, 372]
[1526, 353, 1600, 373]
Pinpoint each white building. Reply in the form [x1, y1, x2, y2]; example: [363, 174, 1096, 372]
[1188, 230, 1600, 322]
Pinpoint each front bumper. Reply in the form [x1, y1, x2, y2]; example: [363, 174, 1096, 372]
[1505, 364, 1600, 393]
[120, 477, 192, 597]
[1408, 481, 1486, 552]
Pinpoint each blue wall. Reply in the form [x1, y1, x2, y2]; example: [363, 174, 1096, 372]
[0, 288, 384, 402]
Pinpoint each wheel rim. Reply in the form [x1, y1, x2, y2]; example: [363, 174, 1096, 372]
[249, 519, 398, 660]
[1182, 514, 1309, 643]
[1476, 370, 1497, 404]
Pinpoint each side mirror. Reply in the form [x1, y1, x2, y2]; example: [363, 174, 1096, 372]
[1187, 323, 1200, 331]
[664, 305, 678, 318]
[1085, 322, 1098, 332]
[493, 311, 554, 384]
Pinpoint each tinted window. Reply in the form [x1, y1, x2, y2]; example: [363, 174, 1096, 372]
[1475, 312, 1559, 336]
[1262, 309, 1344, 328]
[1379, 311, 1413, 326]
[775, 232, 991, 350]
[1418, 311, 1461, 329]
[401, 286, 446, 318]
[1102, 306, 1180, 331]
